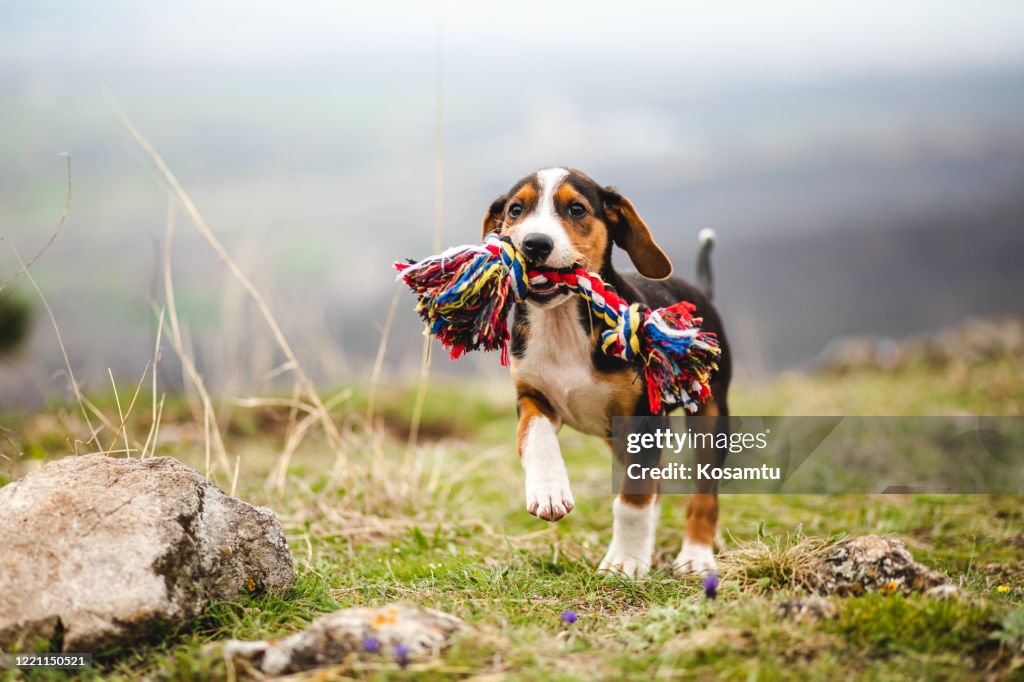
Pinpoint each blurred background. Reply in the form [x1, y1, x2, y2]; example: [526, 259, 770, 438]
[2, 0, 1023, 407]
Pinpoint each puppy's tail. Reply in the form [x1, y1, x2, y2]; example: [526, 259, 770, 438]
[696, 228, 717, 301]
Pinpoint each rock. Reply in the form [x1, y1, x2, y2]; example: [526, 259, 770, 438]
[775, 595, 837, 622]
[812, 535, 948, 596]
[0, 454, 295, 652]
[216, 603, 464, 675]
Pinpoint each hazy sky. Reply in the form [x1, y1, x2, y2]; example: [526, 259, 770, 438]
[4, 1, 1024, 79]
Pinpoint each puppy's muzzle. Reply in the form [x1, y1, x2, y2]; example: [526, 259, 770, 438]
[521, 233, 554, 265]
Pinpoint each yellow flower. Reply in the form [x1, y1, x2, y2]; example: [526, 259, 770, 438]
[996, 585, 1010, 594]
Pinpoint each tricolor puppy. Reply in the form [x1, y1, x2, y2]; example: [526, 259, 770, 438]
[482, 167, 732, 577]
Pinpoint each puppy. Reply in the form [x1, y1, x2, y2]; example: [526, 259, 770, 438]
[482, 167, 732, 577]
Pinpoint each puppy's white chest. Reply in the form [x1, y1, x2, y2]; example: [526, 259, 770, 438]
[513, 304, 612, 436]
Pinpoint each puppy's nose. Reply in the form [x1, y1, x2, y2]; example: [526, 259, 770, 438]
[521, 233, 554, 263]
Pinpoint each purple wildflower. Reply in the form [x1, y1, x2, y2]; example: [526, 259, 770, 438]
[394, 643, 410, 668]
[702, 572, 719, 600]
[362, 636, 381, 653]
[561, 610, 578, 624]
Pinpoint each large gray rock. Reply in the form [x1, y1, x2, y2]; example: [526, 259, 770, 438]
[0, 455, 295, 652]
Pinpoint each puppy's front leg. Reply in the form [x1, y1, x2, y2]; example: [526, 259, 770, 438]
[598, 494, 659, 578]
[599, 418, 664, 578]
[517, 393, 574, 522]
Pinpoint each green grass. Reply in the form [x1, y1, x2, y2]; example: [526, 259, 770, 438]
[831, 594, 998, 656]
[2, 358, 1023, 680]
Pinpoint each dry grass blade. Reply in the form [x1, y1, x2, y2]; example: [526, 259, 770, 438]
[406, 338, 432, 452]
[268, 388, 352, 494]
[230, 449, 241, 499]
[161, 196, 232, 478]
[407, 18, 446, 451]
[717, 532, 833, 593]
[107, 368, 130, 456]
[230, 396, 319, 415]
[11, 246, 103, 450]
[140, 394, 166, 459]
[139, 306, 167, 458]
[259, 360, 297, 386]
[0, 154, 72, 295]
[105, 363, 151, 457]
[0, 427, 22, 461]
[285, 378, 302, 441]
[366, 291, 400, 424]
[107, 93, 343, 455]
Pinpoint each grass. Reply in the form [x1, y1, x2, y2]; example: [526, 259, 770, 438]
[3, 106, 1019, 680]
[2, 355, 1023, 681]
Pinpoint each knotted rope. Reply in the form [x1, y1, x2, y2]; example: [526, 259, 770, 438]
[394, 234, 721, 413]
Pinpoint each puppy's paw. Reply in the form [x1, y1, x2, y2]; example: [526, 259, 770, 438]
[673, 540, 717, 575]
[598, 544, 651, 578]
[525, 476, 574, 522]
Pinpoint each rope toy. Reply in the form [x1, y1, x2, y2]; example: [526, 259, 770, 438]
[394, 234, 721, 413]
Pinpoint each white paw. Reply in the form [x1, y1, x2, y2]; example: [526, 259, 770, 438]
[525, 474, 574, 522]
[674, 541, 717, 575]
[599, 498, 658, 578]
[598, 544, 652, 578]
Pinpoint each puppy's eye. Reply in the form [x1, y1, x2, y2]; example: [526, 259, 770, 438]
[569, 202, 587, 218]
[508, 204, 523, 219]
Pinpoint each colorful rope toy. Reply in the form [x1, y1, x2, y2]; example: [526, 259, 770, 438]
[394, 234, 721, 414]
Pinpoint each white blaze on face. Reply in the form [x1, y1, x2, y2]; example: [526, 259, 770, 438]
[513, 167, 573, 268]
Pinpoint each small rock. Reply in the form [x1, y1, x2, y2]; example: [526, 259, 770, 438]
[775, 595, 837, 622]
[216, 603, 464, 675]
[0, 455, 295, 652]
[813, 535, 948, 596]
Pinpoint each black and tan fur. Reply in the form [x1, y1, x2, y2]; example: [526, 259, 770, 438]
[482, 167, 731, 576]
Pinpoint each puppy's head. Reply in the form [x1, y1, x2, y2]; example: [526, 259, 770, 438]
[482, 167, 672, 307]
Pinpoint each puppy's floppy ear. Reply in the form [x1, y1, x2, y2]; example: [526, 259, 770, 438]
[602, 187, 673, 280]
[481, 194, 507, 240]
